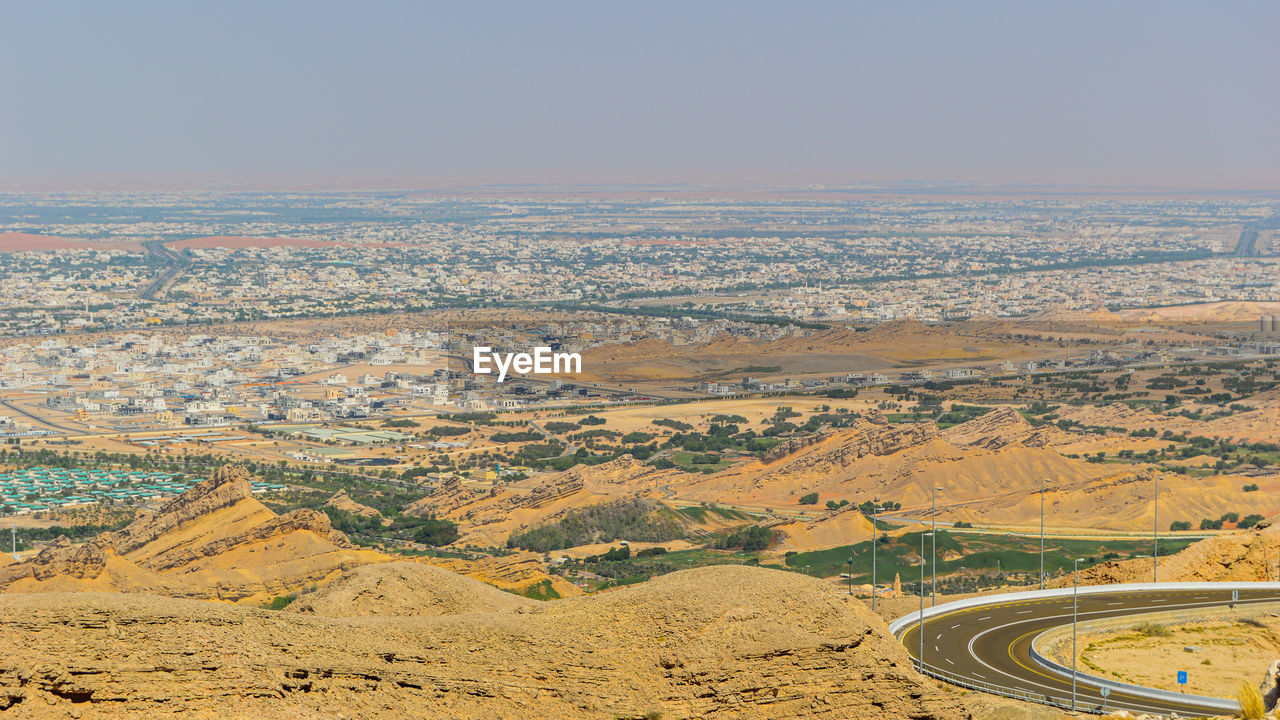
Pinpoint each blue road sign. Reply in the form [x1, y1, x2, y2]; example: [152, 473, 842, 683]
[1177, 671, 1187, 684]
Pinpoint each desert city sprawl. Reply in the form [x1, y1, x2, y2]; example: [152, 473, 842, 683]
[1, 187, 1279, 717]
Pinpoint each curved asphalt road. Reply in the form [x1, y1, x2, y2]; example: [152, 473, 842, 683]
[897, 587, 1277, 716]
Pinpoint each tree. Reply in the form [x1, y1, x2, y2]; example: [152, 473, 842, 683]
[798, 492, 819, 505]
[413, 518, 459, 546]
[718, 525, 773, 552]
[1239, 514, 1265, 529]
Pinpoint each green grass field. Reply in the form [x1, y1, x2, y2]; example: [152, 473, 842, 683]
[784, 530, 1195, 584]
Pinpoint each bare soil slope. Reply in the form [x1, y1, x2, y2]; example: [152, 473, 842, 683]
[286, 561, 533, 617]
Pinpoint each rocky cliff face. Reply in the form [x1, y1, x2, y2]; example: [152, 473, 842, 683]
[321, 488, 382, 519]
[757, 422, 939, 483]
[7, 536, 111, 583]
[137, 508, 351, 574]
[0, 465, 385, 603]
[942, 406, 1070, 449]
[111, 465, 255, 556]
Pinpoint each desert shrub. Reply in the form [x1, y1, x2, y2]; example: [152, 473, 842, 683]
[520, 578, 562, 601]
[1238, 681, 1265, 719]
[261, 594, 296, 611]
[1133, 622, 1171, 637]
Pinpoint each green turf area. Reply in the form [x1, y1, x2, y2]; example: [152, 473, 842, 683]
[783, 530, 1195, 585]
[675, 504, 753, 523]
[670, 452, 735, 472]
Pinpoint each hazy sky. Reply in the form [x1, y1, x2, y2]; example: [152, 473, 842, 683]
[2, 1, 1277, 189]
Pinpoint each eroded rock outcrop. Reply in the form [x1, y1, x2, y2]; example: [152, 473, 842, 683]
[322, 488, 383, 519]
[0, 465, 386, 603]
[757, 422, 938, 483]
[942, 406, 1071, 449]
[111, 464, 256, 555]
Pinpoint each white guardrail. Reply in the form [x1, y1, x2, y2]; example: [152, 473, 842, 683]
[891, 582, 1280, 715]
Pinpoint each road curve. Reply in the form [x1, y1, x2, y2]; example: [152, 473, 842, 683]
[894, 583, 1280, 716]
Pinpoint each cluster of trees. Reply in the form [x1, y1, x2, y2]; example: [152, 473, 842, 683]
[717, 525, 774, 552]
[319, 506, 459, 547]
[490, 430, 544, 443]
[1169, 512, 1264, 532]
[507, 498, 685, 553]
[437, 412, 499, 425]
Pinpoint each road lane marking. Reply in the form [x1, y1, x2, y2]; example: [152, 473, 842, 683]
[1017, 610, 1031, 614]
[947, 599, 1275, 715]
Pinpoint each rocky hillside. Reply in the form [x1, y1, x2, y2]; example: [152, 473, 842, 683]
[286, 561, 534, 617]
[321, 488, 383, 519]
[0, 465, 386, 603]
[405, 456, 677, 547]
[0, 565, 973, 719]
[941, 406, 1071, 449]
[1063, 519, 1280, 586]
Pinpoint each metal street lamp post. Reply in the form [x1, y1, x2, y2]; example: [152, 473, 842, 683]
[1040, 477, 1046, 590]
[1072, 557, 1083, 711]
[919, 532, 932, 671]
[932, 486, 941, 605]
[1153, 474, 1159, 583]
[871, 505, 878, 611]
